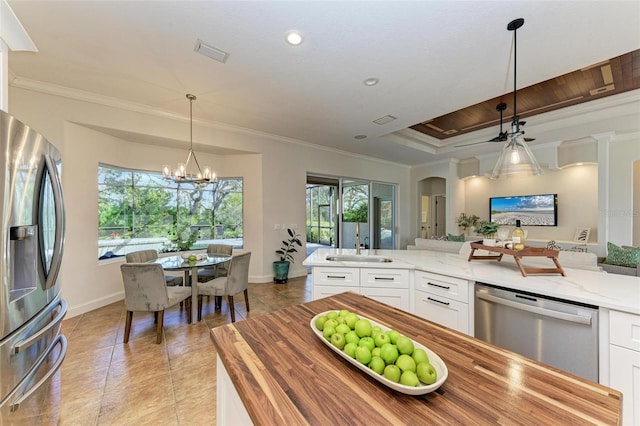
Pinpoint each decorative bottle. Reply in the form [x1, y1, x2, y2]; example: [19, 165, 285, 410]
[512, 220, 525, 251]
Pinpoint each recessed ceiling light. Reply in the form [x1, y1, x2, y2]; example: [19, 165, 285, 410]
[354, 135, 367, 140]
[285, 31, 303, 46]
[363, 78, 379, 86]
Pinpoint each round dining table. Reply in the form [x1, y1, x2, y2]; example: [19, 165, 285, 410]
[151, 254, 232, 324]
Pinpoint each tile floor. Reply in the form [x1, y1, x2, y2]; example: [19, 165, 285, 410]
[9, 276, 311, 425]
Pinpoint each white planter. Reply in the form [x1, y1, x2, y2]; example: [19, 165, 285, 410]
[482, 238, 497, 246]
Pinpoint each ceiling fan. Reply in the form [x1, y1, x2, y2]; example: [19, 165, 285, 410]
[454, 102, 535, 148]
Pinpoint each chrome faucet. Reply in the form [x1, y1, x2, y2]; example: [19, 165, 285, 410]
[356, 222, 361, 255]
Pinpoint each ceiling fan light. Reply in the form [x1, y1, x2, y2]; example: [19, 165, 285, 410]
[491, 134, 542, 179]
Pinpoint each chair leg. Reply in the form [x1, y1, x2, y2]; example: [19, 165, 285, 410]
[228, 295, 235, 322]
[215, 296, 222, 310]
[124, 311, 133, 343]
[197, 295, 203, 322]
[154, 311, 158, 324]
[186, 297, 192, 323]
[244, 289, 250, 312]
[156, 310, 164, 344]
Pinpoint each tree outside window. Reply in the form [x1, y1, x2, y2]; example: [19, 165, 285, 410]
[98, 165, 243, 259]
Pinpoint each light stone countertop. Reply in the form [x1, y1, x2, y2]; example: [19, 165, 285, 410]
[304, 248, 640, 315]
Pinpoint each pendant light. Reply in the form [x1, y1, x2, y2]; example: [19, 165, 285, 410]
[491, 18, 542, 179]
[162, 94, 216, 186]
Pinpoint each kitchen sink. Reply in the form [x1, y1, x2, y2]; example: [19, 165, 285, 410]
[325, 255, 393, 263]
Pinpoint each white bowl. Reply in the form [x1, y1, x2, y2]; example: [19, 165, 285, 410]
[310, 311, 448, 395]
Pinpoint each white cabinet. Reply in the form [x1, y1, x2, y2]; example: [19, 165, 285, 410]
[609, 310, 640, 426]
[413, 271, 471, 334]
[360, 268, 410, 311]
[312, 267, 359, 300]
[311, 266, 409, 310]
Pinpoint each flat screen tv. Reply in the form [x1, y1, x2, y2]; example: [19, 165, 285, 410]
[489, 193, 558, 226]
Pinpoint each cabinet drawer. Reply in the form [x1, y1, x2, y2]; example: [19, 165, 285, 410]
[415, 271, 469, 303]
[361, 287, 410, 311]
[313, 285, 356, 300]
[414, 291, 469, 334]
[360, 268, 409, 289]
[610, 310, 640, 351]
[313, 267, 359, 287]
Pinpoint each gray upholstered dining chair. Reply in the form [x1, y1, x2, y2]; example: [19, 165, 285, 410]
[197, 244, 234, 283]
[197, 251, 251, 322]
[120, 263, 192, 344]
[126, 249, 183, 286]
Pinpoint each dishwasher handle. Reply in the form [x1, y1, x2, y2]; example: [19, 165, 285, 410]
[477, 292, 592, 325]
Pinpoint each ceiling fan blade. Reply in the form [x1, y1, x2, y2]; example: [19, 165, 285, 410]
[454, 141, 492, 148]
[524, 137, 535, 142]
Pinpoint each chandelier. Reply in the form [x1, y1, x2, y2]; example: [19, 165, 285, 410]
[162, 94, 216, 185]
[491, 18, 542, 179]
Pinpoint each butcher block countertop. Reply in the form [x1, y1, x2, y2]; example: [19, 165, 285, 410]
[210, 292, 621, 425]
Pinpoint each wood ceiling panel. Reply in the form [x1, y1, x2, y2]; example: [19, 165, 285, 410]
[410, 50, 640, 140]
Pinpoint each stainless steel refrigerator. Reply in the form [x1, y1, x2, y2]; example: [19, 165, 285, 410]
[0, 109, 67, 419]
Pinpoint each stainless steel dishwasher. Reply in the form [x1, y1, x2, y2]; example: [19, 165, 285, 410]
[474, 282, 598, 382]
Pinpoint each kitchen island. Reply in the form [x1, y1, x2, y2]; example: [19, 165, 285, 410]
[210, 291, 621, 425]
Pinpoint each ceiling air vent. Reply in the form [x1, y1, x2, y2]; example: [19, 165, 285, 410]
[194, 39, 229, 63]
[373, 115, 397, 125]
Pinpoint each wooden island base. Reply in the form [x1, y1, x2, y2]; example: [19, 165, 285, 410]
[210, 292, 620, 425]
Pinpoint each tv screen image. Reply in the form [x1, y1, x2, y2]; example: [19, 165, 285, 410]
[489, 194, 558, 226]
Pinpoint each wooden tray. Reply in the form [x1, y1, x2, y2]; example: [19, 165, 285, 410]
[468, 241, 565, 277]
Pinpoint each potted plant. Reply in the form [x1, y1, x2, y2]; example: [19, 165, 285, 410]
[474, 221, 500, 246]
[274, 228, 302, 283]
[456, 213, 480, 236]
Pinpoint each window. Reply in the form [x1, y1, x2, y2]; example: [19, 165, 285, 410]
[98, 164, 243, 259]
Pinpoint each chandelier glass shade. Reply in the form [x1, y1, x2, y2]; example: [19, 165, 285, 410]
[491, 18, 542, 179]
[162, 94, 216, 186]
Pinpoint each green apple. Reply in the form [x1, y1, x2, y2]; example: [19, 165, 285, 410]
[326, 311, 338, 320]
[345, 313, 359, 329]
[335, 316, 347, 325]
[335, 323, 351, 335]
[383, 364, 401, 383]
[396, 336, 415, 355]
[411, 348, 429, 365]
[322, 326, 336, 341]
[400, 370, 420, 387]
[315, 315, 328, 331]
[330, 332, 346, 349]
[358, 336, 375, 352]
[373, 331, 391, 347]
[372, 326, 383, 336]
[395, 354, 417, 373]
[371, 347, 381, 358]
[344, 330, 360, 345]
[344, 342, 358, 358]
[386, 330, 401, 344]
[339, 309, 351, 318]
[368, 356, 386, 375]
[379, 343, 399, 365]
[417, 362, 437, 385]
[323, 319, 338, 332]
[354, 319, 372, 338]
[355, 346, 372, 365]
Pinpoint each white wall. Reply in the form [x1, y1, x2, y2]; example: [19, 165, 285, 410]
[463, 165, 599, 244]
[607, 133, 640, 247]
[8, 86, 410, 317]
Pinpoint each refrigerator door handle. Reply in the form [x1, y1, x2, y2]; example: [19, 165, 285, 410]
[42, 155, 65, 289]
[5, 335, 67, 413]
[12, 298, 66, 354]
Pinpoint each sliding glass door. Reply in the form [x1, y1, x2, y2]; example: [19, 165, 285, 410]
[308, 174, 396, 251]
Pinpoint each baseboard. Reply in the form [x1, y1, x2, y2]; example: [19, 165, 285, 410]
[66, 291, 124, 319]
